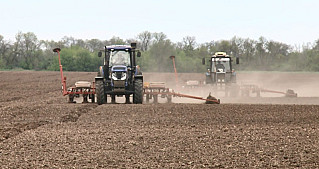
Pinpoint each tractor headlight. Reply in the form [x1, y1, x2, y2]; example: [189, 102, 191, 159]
[121, 72, 126, 80]
[112, 72, 117, 80]
[218, 68, 224, 72]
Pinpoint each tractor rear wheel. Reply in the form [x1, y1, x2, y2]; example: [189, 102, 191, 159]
[133, 78, 143, 104]
[96, 80, 106, 105]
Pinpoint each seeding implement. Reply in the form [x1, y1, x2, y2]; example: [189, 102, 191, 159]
[143, 82, 220, 104]
[53, 48, 96, 103]
[240, 84, 297, 97]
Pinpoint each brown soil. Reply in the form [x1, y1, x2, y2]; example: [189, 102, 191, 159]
[0, 71, 319, 168]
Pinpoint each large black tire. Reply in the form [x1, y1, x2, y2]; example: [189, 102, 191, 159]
[133, 78, 143, 104]
[96, 80, 106, 105]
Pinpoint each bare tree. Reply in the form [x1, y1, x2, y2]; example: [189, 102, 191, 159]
[21, 32, 40, 69]
[137, 31, 152, 51]
[152, 32, 167, 43]
[182, 36, 196, 51]
[0, 35, 11, 67]
[61, 36, 76, 47]
[86, 39, 104, 52]
[126, 38, 137, 46]
[0, 35, 9, 59]
[109, 36, 125, 45]
[314, 39, 319, 51]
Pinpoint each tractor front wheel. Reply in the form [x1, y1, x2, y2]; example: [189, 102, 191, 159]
[96, 80, 106, 105]
[133, 78, 143, 104]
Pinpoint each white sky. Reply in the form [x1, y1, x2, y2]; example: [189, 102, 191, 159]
[1, 0, 319, 46]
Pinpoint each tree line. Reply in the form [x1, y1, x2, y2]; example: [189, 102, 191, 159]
[0, 31, 319, 72]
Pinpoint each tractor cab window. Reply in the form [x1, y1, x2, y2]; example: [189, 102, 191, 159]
[110, 50, 130, 66]
[212, 58, 231, 72]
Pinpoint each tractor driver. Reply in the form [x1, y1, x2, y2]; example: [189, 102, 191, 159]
[216, 61, 225, 72]
[111, 52, 129, 66]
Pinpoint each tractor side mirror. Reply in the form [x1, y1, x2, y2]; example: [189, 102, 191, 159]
[236, 57, 239, 64]
[98, 51, 102, 57]
[202, 58, 205, 65]
[137, 51, 141, 57]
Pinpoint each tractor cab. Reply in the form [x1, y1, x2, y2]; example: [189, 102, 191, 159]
[212, 52, 231, 73]
[203, 52, 238, 85]
[109, 50, 131, 67]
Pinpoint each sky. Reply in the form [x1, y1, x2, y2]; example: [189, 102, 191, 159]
[1, 0, 319, 46]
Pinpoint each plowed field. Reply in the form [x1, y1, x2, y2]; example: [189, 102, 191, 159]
[0, 71, 319, 168]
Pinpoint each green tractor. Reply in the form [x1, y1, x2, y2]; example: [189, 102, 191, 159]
[95, 43, 143, 105]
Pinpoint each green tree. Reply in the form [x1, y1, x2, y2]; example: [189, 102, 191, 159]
[147, 39, 176, 72]
[109, 36, 126, 45]
[1, 31, 319, 72]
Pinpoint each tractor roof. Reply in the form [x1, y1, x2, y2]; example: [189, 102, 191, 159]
[213, 52, 229, 57]
[105, 45, 132, 50]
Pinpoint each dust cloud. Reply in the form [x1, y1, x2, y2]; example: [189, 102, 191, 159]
[143, 72, 319, 105]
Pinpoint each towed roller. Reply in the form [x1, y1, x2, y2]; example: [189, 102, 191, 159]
[206, 92, 220, 104]
[285, 89, 297, 97]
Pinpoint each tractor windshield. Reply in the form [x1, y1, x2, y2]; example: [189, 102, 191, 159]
[212, 58, 231, 72]
[109, 50, 130, 67]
